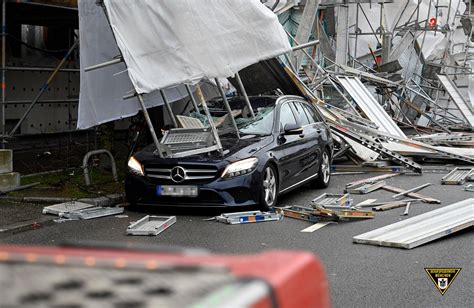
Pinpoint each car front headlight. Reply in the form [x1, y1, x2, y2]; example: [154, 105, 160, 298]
[128, 156, 144, 176]
[221, 157, 258, 179]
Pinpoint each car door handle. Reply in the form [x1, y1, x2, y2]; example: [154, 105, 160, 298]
[299, 133, 305, 138]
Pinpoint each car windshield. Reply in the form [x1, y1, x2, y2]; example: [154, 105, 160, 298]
[237, 106, 274, 135]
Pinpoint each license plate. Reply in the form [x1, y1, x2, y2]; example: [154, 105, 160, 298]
[157, 185, 198, 197]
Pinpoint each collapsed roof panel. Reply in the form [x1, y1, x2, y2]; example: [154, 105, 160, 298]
[336, 76, 406, 137]
[228, 59, 305, 96]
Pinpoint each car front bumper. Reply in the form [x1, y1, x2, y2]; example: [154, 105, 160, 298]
[125, 172, 261, 208]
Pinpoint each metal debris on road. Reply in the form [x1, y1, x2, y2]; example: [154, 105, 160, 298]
[280, 205, 321, 223]
[214, 210, 283, 225]
[282, 203, 374, 222]
[381, 185, 441, 204]
[127, 215, 176, 236]
[311, 193, 353, 209]
[42, 201, 94, 216]
[400, 202, 411, 216]
[371, 200, 421, 212]
[392, 183, 432, 199]
[345, 180, 386, 194]
[441, 167, 474, 185]
[59, 206, 124, 220]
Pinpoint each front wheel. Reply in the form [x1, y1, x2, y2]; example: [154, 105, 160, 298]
[259, 165, 278, 211]
[312, 149, 331, 188]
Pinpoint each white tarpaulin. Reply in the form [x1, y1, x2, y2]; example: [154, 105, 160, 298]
[102, 0, 292, 94]
[78, 0, 189, 129]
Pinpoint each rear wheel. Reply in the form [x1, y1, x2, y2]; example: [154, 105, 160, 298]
[312, 149, 331, 188]
[259, 165, 278, 210]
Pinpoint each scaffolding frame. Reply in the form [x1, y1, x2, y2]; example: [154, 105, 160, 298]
[1, 0, 81, 147]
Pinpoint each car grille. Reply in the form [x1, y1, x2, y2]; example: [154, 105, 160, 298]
[145, 164, 219, 183]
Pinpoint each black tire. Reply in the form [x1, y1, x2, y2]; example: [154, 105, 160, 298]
[258, 164, 278, 211]
[125, 190, 140, 211]
[125, 199, 138, 211]
[312, 149, 331, 188]
[126, 201, 145, 213]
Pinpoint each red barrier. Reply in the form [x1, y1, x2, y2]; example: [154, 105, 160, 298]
[0, 244, 331, 307]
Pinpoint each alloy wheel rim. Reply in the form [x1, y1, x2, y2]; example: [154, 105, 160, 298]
[322, 152, 330, 184]
[263, 167, 276, 206]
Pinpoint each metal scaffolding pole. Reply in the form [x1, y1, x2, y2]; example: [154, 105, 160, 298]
[185, 84, 200, 113]
[84, 57, 122, 72]
[358, 3, 381, 47]
[380, 3, 391, 65]
[1, 0, 6, 146]
[137, 93, 164, 158]
[5, 66, 79, 72]
[8, 39, 79, 137]
[353, 3, 359, 67]
[195, 84, 223, 155]
[235, 72, 255, 118]
[292, 0, 321, 71]
[159, 89, 178, 128]
[285, 30, 325, 79]
[5, 99, 78, 104]
[412, 2, 431, 80]
[335, 5, 349, 71]
[215, 78, 240, 139]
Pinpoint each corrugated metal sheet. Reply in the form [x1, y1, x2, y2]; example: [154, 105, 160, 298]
[353, 199, 474, 249]
[336, 76, 406, 138]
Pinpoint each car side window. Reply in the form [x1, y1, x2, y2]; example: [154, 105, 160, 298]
[291, 102, 310, 126]
[302, 103, 320, 124]
[279, 103, 297, 131]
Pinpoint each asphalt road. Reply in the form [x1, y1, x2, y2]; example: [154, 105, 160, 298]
[1, 169, 473, 307]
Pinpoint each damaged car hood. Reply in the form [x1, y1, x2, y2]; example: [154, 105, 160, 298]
[135, 134, 273, 166]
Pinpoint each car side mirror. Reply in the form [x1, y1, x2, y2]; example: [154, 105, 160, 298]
[283, 123, 303, 135]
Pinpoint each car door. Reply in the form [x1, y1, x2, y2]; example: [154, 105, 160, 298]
[300, 101, 324, 176]
[289, 101, 321, 182]
[273, 102, 304, 191]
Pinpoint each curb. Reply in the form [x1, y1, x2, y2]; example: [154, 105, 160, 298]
[0, 193, 125, 206]
[0, 194, 126, 235]
[78, 194, 125, 207]
[0, 216, 57, 235]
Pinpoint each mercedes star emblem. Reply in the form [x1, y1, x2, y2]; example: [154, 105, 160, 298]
[170, 166, 186, 183]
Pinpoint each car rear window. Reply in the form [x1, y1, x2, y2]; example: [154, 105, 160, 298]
[302, 103, 321, 123]
[291, 102, 310, 126]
